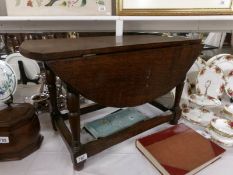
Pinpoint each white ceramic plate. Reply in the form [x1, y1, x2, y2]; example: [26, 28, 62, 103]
[182, 107, 217, 127]
[188, 94, 221, 107]
[224, 104, 233, 117]
[5, 53, 40, 80]
[210, 118, 233, 138]
[196, 66, 225, 99]
[206, 54, 231, 66]
[209, 55, 233, 76]
[225, 70, 233, 98]
[186, 57, 206, 87]
[0, 60, 17, 101]
[206, 127, 233, 147]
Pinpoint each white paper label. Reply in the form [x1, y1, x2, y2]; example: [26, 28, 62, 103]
[98, 5, 106, 12]
[220, 0, 225, 5]
[76, 154, 87, 163]
[0, 137, 9, 144]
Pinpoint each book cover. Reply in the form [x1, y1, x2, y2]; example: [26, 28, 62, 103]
[136, 124, 225, 175]
[84, 108, 147, 138]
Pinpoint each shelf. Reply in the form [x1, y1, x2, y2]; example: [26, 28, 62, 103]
[1, 16, 233, 34]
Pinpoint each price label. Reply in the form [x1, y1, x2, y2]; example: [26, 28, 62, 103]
[0, 137, 9, 144]
[76, 154, 87, 163]
[98, 5, 106, 12]
[220, 0, 225, 5]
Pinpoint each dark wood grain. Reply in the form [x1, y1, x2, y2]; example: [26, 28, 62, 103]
[20, 35, 202, 170]
[20, 35, 201, 61]
[67, 91, 85, 170]
[0, 104, 43, 161]
[45, 67, 59, 131]
[47, 44, 201, 107]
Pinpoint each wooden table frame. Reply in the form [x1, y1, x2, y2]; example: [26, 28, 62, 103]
[46, 66, 184, 170]
[20, 35, 202, 170]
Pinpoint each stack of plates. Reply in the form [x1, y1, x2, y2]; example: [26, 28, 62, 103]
[181, 55, 226, 127]
[207, 118, 233, 147]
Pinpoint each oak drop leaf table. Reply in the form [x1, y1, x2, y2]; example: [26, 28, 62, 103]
[20, 35, 202, 170]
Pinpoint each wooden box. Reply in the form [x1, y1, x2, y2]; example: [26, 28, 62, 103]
[0, 103, 43, 161]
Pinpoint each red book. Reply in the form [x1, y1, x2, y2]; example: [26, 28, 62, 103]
[136, 124, 225, 175]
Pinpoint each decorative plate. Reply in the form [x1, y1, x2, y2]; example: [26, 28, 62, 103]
[196, 66, 225, 99]
[225, 70, 233, 98]
[188, 94, 221, 107]
[5, 53, 40, 80]
[206, 54, 231, 66]
[0, 60, 17, 102]
[206, 127, 233, 147]
[180, 80, 192, 109]
[224, 104, 233, 117]
[186, 57, 206, 88]
[208, 54, 233, 76]
[210, 118, 233, 138]
[182, 107, 217, 127]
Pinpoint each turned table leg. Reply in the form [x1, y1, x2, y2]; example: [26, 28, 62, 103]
[45, 67, 60, 131]
[66, 90, 85, 170]
[170, 81, 184, 125]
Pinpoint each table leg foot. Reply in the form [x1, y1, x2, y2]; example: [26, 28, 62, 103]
[51, 113, 57, 131]
[73, 160, 85, 171]
[170, 81, 184, 125]
[170, 107, 181, 125]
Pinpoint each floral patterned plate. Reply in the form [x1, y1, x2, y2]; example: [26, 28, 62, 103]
[0, 61, 17, 102]
[196, 66, 225, 99]
[188, 94, 221, 107]
[208, 54, 233, 76]
[180, 80, 192, 109]
[210, 118, 233, 138]
[224, 104, 233, 117]
[225, 70, 233, 98]
[206, 54, 231, 65]
[182, 107, 217, 127]
[186, 57, 206, 88]
[206, 127, 233, 147]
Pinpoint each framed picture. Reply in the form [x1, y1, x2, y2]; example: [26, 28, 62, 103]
[5, 0, 112, 16]
[116, 0, 233, 15]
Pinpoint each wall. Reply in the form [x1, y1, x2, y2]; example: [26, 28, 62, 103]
[0, 0, 7, 16]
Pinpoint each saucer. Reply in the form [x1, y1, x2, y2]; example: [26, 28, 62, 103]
[210, 118, 233, 138]
[182, 107, 217, 127]
[188, 94, 221, 107]
[206, 127, 233, 147]
[224, 104, 233, 118]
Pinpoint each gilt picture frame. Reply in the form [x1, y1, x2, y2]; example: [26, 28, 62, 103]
[116, 0, 233, 16]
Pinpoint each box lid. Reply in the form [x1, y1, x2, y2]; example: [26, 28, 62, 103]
[0, 103, 35, 128]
